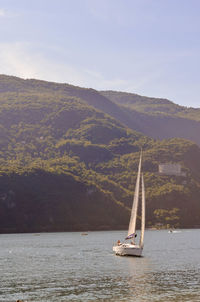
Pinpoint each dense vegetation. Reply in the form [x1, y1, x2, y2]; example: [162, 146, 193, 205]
[101, 90, 200, 121]
[101, 90, 200, 145]
[0, 75, 200, 233]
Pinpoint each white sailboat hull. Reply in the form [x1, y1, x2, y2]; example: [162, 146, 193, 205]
[113, 243, 143, 257]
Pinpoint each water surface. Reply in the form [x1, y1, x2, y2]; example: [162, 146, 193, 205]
[0, 229, 200, 301]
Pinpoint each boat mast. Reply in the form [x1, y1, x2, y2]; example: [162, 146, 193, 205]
[139, 173, 145, 248]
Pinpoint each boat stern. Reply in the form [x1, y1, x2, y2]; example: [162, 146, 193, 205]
[113, 243, 143, 257]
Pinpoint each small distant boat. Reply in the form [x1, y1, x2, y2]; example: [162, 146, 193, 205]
[81, 232, 88, 236]
[168, 229, 181, 234]
[113, 151, 145, 257]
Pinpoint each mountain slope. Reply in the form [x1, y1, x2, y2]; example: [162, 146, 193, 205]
[100, 90, 200, 120]
[1, 75, 200, 146]
[0, 74, 200, 232]
[101, 90, 200, 145]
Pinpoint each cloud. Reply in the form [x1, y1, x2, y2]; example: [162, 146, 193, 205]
[1, 42, 198, 107]
[0, 41, 181, 99]
[0, 42, 133, 91]
[0, 43, 40, 78]
[84, 69, 127, 90]
[85, 0, 155, 29]
[0, 9, 6, 17]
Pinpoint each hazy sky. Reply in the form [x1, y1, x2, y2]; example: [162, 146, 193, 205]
[0, 0, 199, 108]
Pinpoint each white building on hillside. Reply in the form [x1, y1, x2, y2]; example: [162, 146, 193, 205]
[159, 163, 186, 176]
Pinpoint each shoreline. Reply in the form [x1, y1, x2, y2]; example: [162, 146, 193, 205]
[0, 226, 200, 235]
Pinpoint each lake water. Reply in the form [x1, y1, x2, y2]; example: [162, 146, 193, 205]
[0, 229, 200, 302]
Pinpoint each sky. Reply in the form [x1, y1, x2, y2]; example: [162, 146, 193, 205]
[0, 0, 199, 108]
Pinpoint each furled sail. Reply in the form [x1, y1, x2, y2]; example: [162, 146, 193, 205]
[127, 153, 142, 239]
[139, 173, 145, 248]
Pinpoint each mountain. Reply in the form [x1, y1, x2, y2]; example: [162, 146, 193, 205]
[0, 74, 200, 233]
[101, 91, 200, 146]
[2, 74, 200, 146]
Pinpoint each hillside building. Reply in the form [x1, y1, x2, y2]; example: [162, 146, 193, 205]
[158, 163, 186, 176]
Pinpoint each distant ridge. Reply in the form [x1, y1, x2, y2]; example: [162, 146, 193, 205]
[1, 74, 200, 145]
[101, 90, 200, 146]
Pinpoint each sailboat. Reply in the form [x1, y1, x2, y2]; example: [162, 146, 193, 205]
[113, 152, 145, 257]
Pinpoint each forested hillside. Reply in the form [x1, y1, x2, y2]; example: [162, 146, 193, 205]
[101, 91, 200, 145]
[0, 75, 200, 233]
[1, 74, 200, 145]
